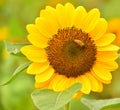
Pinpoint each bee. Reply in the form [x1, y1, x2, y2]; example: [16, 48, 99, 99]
[73, 39, 85, 48]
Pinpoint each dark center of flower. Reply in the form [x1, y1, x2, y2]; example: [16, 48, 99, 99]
[47, 27, 97, 78]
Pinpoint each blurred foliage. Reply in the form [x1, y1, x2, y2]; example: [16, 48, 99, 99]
[0, 54, 36, 110]
[0, 0, 120, 110]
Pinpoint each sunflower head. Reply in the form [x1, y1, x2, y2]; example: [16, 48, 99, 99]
[21, 3, 119, 98]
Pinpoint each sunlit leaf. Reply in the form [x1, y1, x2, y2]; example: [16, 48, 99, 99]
[81, 97, 120, 110]
[4, 41, 28, 56]
[0, 62, 31, 86]
[31, 83, 82, 110]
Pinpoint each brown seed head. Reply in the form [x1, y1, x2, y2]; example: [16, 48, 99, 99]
[47, 28, 96, 78]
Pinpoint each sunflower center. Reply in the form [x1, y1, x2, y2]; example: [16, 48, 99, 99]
[47, 28, 97, 77]
[63, 40, 85, 60]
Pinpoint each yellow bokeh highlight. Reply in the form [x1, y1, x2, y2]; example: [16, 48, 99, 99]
[0, 27, 8, 41]
[107, 18, 120, 47]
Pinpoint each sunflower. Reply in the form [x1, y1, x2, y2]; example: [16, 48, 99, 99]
[21, 3, 119, 97]
[107, 18, 120, 47]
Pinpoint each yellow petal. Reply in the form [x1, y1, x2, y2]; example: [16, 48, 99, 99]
[97, 44, 119, 51]
[95, 33, 116, 47]
[80, 8, 100, 32]
[64, 3, 75, 27]
[86, 73, 100, 92]
[26, 24, 39, 34]
[27, 33, 49, 48]
[35, 66, 54, 82]
[35, 81, 48, 89]
[95, 61, 118, 71]
[35, 17, 56, 38]
[40, 6, 59, 34]
[91, 70, 111, 84]
[21, 45, 47, 62]
[35, 74, 55, 89]
[89, 18, 107, 40]
[56, 4, 67, 28]
[97, 51, 118, 61]
[76, 75, 91, 94]
[92, 63, 112, 84]
[64, 78, 76, 91]
[53, 75, 69, 92]
[40, 6, 56, 18]
[35, 17, 53, 38]
[74, 6, 87, 29]
[27, 62, 49, 74]
[49, 74, 63, 91]
[56, 3, 75, 28]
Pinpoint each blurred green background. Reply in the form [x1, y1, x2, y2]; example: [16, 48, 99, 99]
[0, 0, 120, 110]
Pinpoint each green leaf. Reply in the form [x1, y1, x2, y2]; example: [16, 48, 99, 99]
[0, 62, 31, 86]
[81, 97, 120, 110]
[4, 41, 28, 56]
[31, 83, 82, 110]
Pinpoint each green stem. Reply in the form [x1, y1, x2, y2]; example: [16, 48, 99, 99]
[64, 102, 70, 110]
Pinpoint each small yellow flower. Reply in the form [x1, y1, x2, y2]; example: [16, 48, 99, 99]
[107, 18, 120, 47]
[0, 27, 8, 41]
[21, 3, 119, 97]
